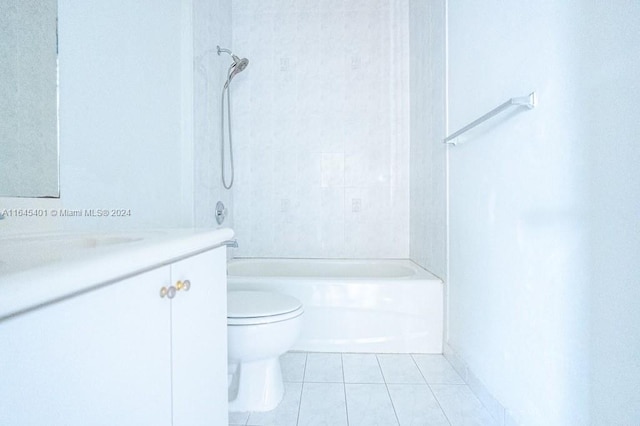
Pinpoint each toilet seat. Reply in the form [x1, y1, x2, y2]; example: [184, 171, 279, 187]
[228, 291, 304, 326]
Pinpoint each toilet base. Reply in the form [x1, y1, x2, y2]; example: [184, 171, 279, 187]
[228, 357, 284, 412]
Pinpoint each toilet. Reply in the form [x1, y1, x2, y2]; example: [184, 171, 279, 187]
[227, 290, 303, 412]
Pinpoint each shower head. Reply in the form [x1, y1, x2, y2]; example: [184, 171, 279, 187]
[217, 45, 249, 86]
[216, 46, 249, 73]
[229, 57, 249, 80]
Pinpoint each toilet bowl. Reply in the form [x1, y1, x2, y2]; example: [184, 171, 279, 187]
[227, 290, 303, 412]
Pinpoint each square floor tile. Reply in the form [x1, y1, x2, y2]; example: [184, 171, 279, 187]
[246, 382, 302, 426]
[342, 353, 385, 383]
[345, 383, 399, 425]
[228, 411, 249, 425]
[377, 354, 425, 384]
[431, 384, 496, 426]
[412, 354, 465, 384]
[281, 352, 307, 382]
[304, 353, 343, 383]
[298, 382, 348, 426]
[387, 384, 450, 425]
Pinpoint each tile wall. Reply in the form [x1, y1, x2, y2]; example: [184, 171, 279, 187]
[230, 0, 410, 258]
[408, 0, 447, 279]
[194, 0, 234, 228]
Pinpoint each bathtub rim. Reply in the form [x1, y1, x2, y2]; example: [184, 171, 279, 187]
[227, 257, 442, 282]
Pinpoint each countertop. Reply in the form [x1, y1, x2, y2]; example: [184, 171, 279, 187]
[0, 228, 233, 320]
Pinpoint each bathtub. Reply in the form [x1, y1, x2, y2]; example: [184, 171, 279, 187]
[227, 258, 443, 353]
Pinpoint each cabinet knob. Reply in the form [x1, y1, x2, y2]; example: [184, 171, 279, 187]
[160, 286, 177, 299]
[176, 279, 191, 292]
[166, 286, 177, 299]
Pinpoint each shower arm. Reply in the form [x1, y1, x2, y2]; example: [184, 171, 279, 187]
[217, 46, 233, 56]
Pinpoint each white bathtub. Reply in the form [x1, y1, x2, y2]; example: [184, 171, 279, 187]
[227, 258, 443, 353]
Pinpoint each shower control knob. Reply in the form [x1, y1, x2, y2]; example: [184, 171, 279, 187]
[215, 201, 227, 225]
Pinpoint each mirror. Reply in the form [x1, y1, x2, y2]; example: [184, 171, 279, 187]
[0, 0, 59, 197]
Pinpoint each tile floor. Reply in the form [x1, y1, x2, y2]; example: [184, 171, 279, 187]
[229, 352, 497, 426]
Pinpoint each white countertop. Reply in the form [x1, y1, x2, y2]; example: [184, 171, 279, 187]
[0, 228, 233, 320]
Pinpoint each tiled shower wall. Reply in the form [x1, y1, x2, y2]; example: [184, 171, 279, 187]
[194, 0, 233, 228]
[231, 0, 410, 258]
[408, 0, 446, 279]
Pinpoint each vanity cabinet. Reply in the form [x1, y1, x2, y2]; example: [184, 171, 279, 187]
[0, 247, 227, 426]
[171, 248, 227, 426]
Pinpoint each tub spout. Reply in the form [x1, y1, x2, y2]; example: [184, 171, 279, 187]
[224, 239, 238, 248]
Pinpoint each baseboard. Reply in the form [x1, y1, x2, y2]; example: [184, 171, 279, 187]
[443, 343, 519, 426]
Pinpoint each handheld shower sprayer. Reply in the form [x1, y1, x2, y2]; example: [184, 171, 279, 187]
[217, 46, 249, 190]
[217, 46, 250, 86]
[229, 57, 249, 81]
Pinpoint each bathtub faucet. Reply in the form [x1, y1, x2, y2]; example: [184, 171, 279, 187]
[223, 239, 238, 248]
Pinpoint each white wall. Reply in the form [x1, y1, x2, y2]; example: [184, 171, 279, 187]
[230, 0, 410, 258]
[57, 0, 192, 231]
[1, 0, 232, 235]
[447, 0, 640, 424]
[581, 2, 640, 423]
[408, 0, 446, 279]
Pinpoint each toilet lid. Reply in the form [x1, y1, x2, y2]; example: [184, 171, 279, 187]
[228, 290, 303, 319]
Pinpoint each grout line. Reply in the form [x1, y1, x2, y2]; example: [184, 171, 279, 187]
[296, 383, 304, 426]
[442, 349, 501, 424]
[408, 353, 427, 385]
[301, 352, 309, 382]
[295, 352, 308, 426]
[244, 404, 250, 426]
[376, 354, 388, 383]
[377, 354, 402, 426]
[341, 353, 350, 426]
[293, 378, 304, 426]
[411, 354, 453, 426]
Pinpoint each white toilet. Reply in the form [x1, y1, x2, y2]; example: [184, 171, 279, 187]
[227, 290, 303, 412]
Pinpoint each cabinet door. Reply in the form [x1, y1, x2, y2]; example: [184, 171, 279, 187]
[171, 248, 228, 426]
[0, 267, 172, 426]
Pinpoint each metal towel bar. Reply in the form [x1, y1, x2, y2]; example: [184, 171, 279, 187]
[444, 92, 536, 145]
